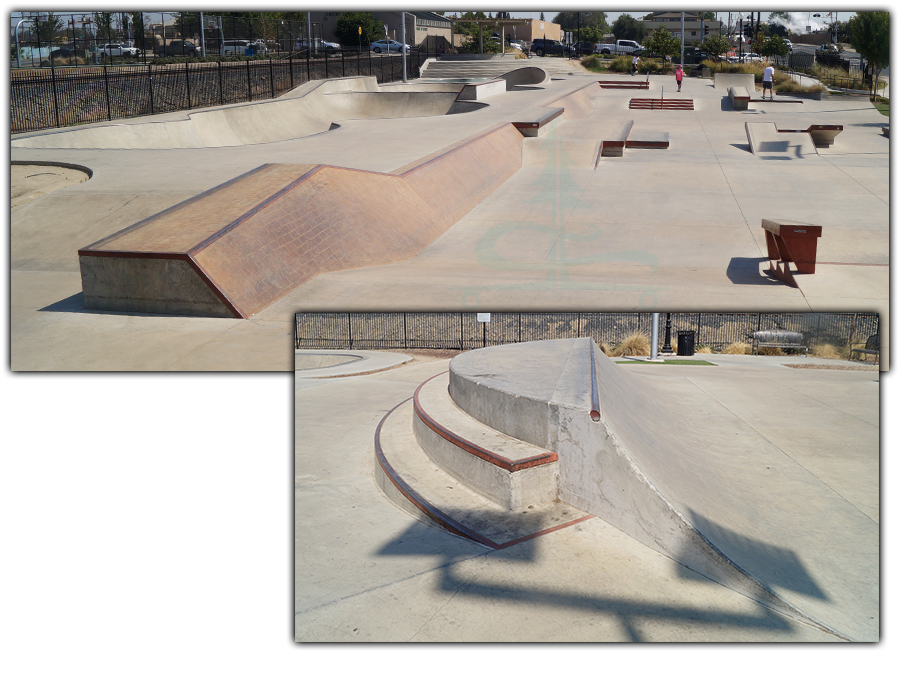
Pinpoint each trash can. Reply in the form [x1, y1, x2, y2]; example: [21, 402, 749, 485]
[677, 330, 695, 356]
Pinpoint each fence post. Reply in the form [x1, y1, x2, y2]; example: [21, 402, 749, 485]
[306, 46, 311, 82]
[324, 48, 328, 78]
[185, 61, 191, 109]
[289, 54, 293, 89]
[103, 64, 112, 121]
[49, 62, 61, 129]
[218, 60, 223, 104]
[347, 313, 353, 349]
[269, 56, 275, 98]
[403, 313, 408, 349]
[246, 58, 252, 101]
[148, 63, 154, 114]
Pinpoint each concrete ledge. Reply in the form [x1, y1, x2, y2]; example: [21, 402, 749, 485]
[714, 72, 755, 91]
[511, 106, 564, 137]
[599, 120, 635, 157]
[728, 85, 751, 110]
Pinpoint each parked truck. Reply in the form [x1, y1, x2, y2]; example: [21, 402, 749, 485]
[594, 39, 643, 55]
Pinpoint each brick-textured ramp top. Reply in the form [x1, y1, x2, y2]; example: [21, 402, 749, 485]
[79, 124, 524, 318]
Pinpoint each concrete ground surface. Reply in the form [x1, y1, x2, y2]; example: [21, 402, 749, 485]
[10, 70, 889, 371]
[295, 350, 878, 642]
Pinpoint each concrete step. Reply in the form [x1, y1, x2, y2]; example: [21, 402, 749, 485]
[375, 398, 590, 549]
[413, 372, 559, 510]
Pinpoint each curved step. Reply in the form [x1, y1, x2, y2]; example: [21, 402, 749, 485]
[413, 372, 558, 510]
[375, 398, 590, 549]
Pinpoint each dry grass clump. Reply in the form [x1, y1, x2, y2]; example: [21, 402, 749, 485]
[722, 341, 751, 355]
[811, 343, 850, 360]
[597, 342, 613, 356]
[581, 54, 604, 70]
[757, 346, 784, 356]
[695, 345, 714, 354]
[611, 333, 651, 356]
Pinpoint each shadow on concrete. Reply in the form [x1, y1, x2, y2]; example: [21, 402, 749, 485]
[725, 257, 784, 286]
[39, 292, 84, 312]
[679, 510, 828, 601]
[730, 143, 752, 153]
[376, 520, 798, 642]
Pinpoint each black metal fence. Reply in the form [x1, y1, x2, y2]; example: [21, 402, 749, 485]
[11, 51, 426, 134]
[295, 312, 879, 352]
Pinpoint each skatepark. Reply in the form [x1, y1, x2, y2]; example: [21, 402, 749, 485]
[10, 61, 889, 370]
[295, 338, 878, 641]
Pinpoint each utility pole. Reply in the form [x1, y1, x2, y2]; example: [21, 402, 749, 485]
[401, 11, 407, 82]
[680, 12, 684, 65]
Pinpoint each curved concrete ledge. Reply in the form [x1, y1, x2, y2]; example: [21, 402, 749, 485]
[11, 76, 488, 150]
[448, 338, 878, 641]
[294, 349, 411, 377]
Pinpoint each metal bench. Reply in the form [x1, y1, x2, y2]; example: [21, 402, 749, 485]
[849, 334, 879, 363]
[752, 330, 807, 355]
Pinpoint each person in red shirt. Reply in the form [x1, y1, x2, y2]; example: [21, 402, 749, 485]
[675, 64, 684, 92]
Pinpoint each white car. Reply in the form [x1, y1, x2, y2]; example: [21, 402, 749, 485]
[369, 40, 409, 53]
[98, 43, 140, 58]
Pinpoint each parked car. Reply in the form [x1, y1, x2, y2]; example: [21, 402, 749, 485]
[222, 39, 251, 55]
[157, 40, 201, 57]
[571, 41, 595, 55]
[98, 43, 140, 59]
[369, 39, 408, 53]
[508, 41, 524, 51]
[595, 39, 643, 55]
[49, 47, 75, 60]
[529, 38, 573, 57]
[783, 39, 793, 50]
[817, 43, 839, 54]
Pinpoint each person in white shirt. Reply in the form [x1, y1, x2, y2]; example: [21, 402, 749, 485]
[762, 65, 775, 100]
[632, 53, 639, 76]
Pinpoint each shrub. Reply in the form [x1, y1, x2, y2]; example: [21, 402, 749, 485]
[581, 54, 604, 70]
[695, 345, 714, 354]
[811, 343, 850, 360]
[723, 341, 751, 355]
[758, 346, 784, 356]
[611, 333, 651, 356]
[597, 342, 613, 356]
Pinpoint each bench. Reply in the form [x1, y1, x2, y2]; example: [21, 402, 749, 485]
[511, 107, 565, 137]
[728, 85, 750, 110]
[752, 330, 807, 355]
[849, 334, 879, 363]
[761, 218, 823, 288]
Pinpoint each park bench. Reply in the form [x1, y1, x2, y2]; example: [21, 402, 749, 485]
[752, 330, 807, 355]
[728, 85, 750, 110]
[849, 334, 879, 363]
[761, 218, 823, 288]
[510, 107, 564, 137]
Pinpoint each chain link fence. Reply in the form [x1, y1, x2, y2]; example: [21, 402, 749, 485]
[295, 312, 879, 352]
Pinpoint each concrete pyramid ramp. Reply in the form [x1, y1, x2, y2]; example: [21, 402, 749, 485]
[448, 338, 878, 641]
[79, 124, 524, 317]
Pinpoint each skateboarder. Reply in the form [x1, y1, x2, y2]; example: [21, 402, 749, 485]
[762, 64, 775, 100]
[675, 64, 684, 92]
[631, 54, 639, 76]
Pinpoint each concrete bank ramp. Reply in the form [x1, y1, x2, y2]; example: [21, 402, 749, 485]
[714, 72, 756, 92]
[79, 124, 524, 317]
[745, 122, 818, 158]
[11, 76, 487, 150]
[448, 338, 878, 641]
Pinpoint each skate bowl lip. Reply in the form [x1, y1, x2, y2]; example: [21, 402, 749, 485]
[10, 80, 491, 151]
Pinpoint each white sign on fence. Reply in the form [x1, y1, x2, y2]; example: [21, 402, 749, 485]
[476, 313, 491, 323]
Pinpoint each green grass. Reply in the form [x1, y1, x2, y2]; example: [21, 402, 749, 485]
[615, 359, 716, 366]
[873, 97, 889, 117]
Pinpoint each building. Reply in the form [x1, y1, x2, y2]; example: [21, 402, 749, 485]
[307, 11, 452, 49]
[641, 12, 723, 42]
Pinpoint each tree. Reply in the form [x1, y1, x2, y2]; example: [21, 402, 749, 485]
[552, 11, 609, 34]
[34, 12, 63, 43]
[750, 30, 767, 55]
[761, 35, 789, 60]
[848, 11, 889, 99]
[334, 12, 383, 46]
[700, 34, 730, 61]
[455, 11, 487, 41]
[611, 14, 645, 42]
[93, 12, 116, 43]
[701, 12, 716, 21]
[644, 27, 681, 69]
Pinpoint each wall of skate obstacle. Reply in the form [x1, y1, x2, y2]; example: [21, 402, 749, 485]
[80, 123, 525, 317]
[448, 338, 876, 640]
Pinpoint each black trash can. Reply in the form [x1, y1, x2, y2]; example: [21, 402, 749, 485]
[677, 330, 695, 356]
